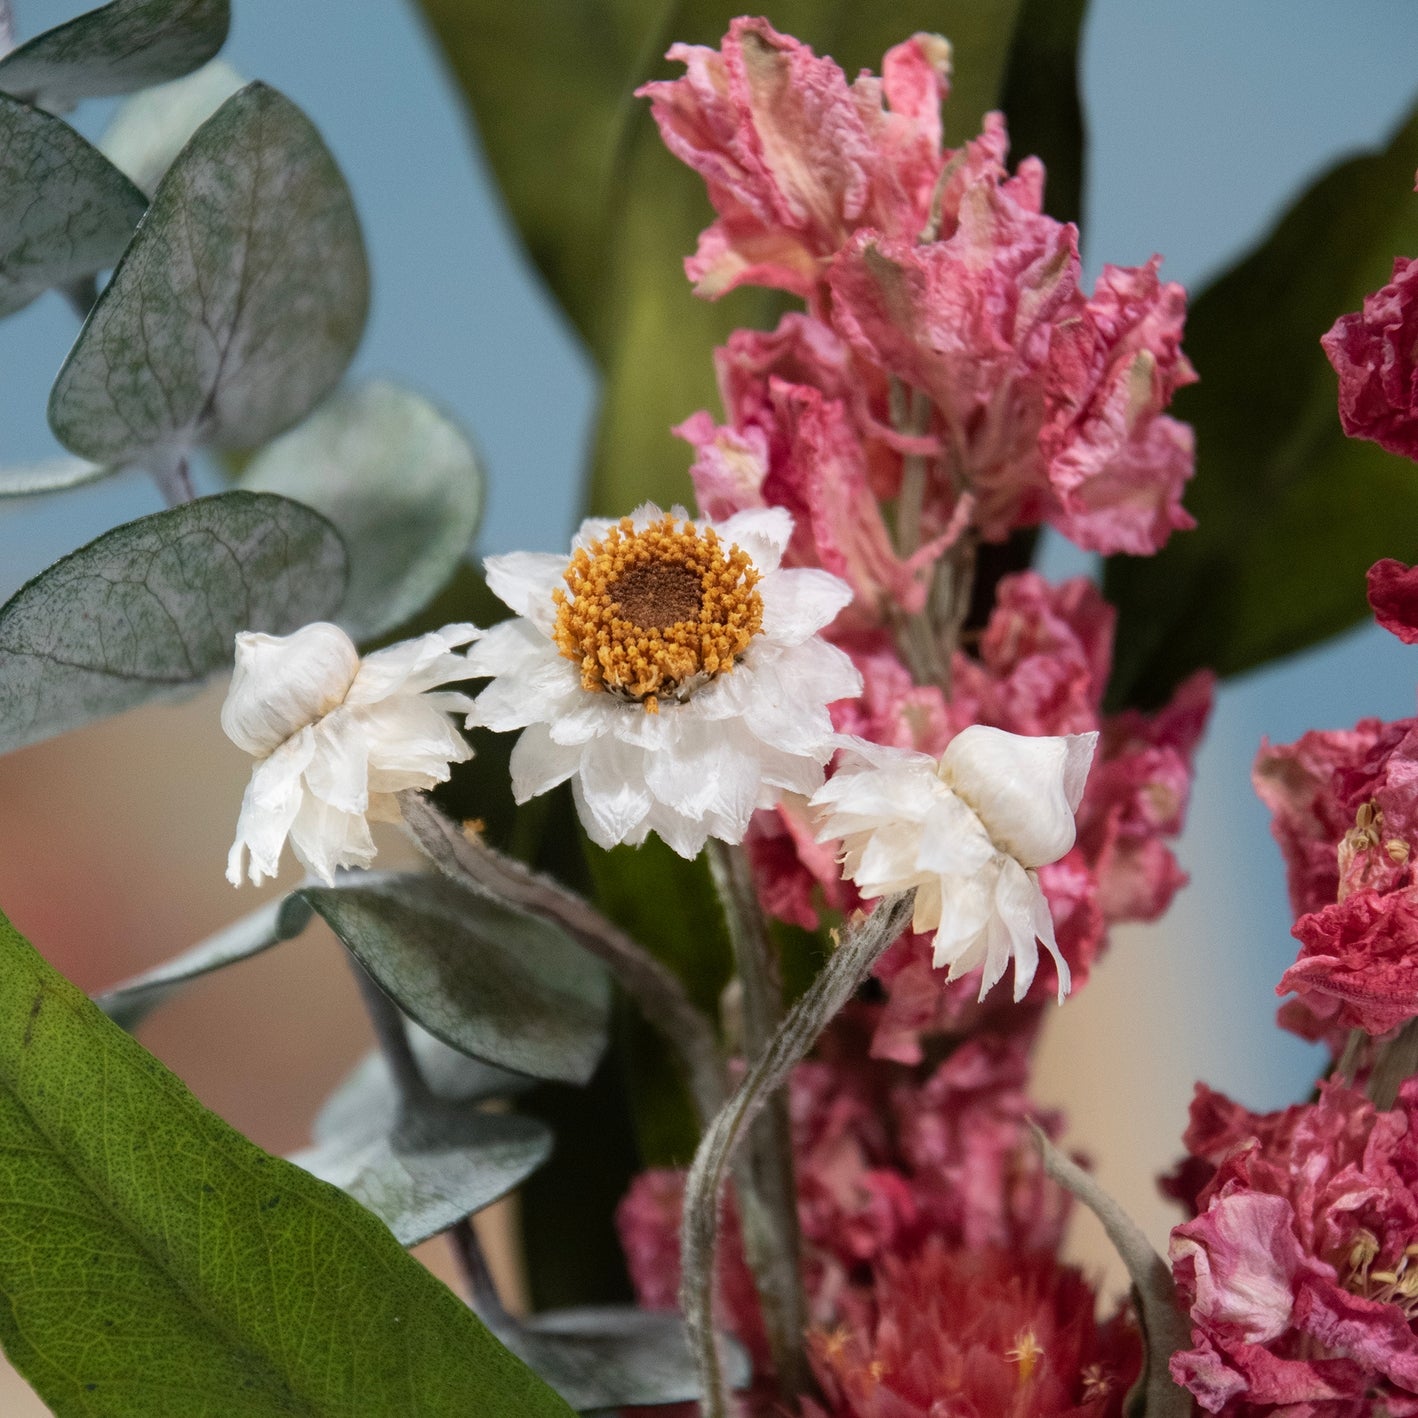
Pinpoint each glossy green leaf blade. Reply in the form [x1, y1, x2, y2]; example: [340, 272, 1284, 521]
[0, 0, 229, 111]
[99, 56, 244, 194]
[242, 381, 486, 641]
[95, 895, 313, 1031]
[300, 873, 612, 1086]
[0, 92, 147, 318]
[1104, 103, 1418, 708]
[0, 490, 347, 755]
[0, 903, 577, 1417]
[49, 82, 369, 465]
[415, 0, 1025, 514]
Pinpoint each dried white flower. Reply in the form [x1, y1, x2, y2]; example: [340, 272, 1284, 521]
[223, 621, 479, 886]
[467, 504, 860, 859]
[811, 726, 1098, 1001]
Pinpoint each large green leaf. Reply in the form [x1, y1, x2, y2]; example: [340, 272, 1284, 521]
[0, 904, 576, 1417]
[49, 82, 369, 468]
[0, 92, 147, 318]
[300, 873, 612, 1087]
[414, 0, 1026, 515]
[1105, 102, 1418, 708]
[0, 491, 347, 756]
[0, 0, 229, 111]
[241, 381, 486, 641]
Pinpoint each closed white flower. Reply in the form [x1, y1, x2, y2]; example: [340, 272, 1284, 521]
[467, 504, 860, 859]
[811, 726, 1098, 1002]
[223, 621, 479, 886]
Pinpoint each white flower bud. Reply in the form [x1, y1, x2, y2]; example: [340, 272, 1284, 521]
[221, 622, 360, 758]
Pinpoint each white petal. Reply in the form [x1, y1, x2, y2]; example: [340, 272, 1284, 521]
[304, 708, 371, 814]
[574, 736, 653, 845]
[509, 724, 583, 801]
[469, 653, 580, 732]
[940, 724, 1095, 868]
[759, 568, 853, 643]
[716, 506, 792, 573]
[225, 727, 317, 885]
[915, 794, 994, 877]
[484, 551, 568, 631]
[288, 794, 376, 885]
[359, 699, 473, 790]
[465, 617, 549, 677]
[1031, 869, 1072, 1002]
[221, 623, 358, 758]
[345, 624, 478, 703]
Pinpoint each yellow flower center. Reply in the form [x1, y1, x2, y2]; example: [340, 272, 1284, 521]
[552, 514, 764, 713]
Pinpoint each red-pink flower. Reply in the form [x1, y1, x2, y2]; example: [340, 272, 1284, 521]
[1369, 558, 1418, 645]
[802, 1240, 1141, 1418]
[1169, 1080, 1418, 1415]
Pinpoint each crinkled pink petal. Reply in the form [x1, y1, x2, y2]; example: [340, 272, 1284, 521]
[1294, 1275, 1418, 1393]
[1369, 557, 1418, 645]
[678, 411, 770, 522]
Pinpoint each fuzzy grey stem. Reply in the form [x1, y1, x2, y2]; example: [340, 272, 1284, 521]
[680, 894, 914, 1418]
[347, 956, 434, 1111]
[146, 450, 195, 506]
[706, 841, 810, 1402]
[1368, 1016, 1418, 1109]
[399, 792, 726, 1125]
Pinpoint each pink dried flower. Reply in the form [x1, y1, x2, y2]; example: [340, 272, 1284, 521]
[1369, 558, 1418, 645]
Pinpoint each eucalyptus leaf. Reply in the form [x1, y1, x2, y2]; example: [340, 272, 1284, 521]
[0, 455, 113, 496]
[507, 1307, 751, 1412]
[49, 82, 369, 466]
[1105, 100, 1418, 708]
[0, 902, 577, 1417]
[299, 872, 612, 1086]
[291, 1108, 552, 1249]
[416, 0, 1026, 514]
[0, 0, 230, 111]
[95, 894, 313, 1031]
[0, 490, 347, 755]
[242, 381, 486, 640]
[99, 55, 243, 194]
[0, 92, 146, 318]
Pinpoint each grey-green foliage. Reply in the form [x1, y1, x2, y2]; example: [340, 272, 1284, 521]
[0, 900, 578, 1418]
[49, 82, 369, 466]
[0, 455, 112, 496]
[242, 382, 486, 641]
[0, 490, 347, 755]
[299, 873, 613, 1086]
[0, 0, 229, 111]
[0, 93, 146, 318]
[96, 894, 314, 1031]
[99, 55, 243, 193]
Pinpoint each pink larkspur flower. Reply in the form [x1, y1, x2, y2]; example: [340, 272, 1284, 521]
[1369, 558, 1418, 645]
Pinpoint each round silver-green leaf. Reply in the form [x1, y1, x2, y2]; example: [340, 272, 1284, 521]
[49, 82, 369, 465]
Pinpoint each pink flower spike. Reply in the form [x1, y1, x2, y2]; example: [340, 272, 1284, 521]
[1368, 557, 1418, 643]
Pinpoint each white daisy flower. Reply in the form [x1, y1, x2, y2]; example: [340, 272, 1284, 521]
[811, 726, 1098, 1002]
[467, 504, 860, 859]
[223, 621, 479, 886]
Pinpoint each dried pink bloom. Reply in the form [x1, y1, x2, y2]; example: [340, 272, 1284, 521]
[637, 21, 952, 301]
[1369, 558, 1418, 645]
[1170, 1080, 1418, 1416]
[802, 1239, 1141, 1418]
[1322, 236, 1418, 462]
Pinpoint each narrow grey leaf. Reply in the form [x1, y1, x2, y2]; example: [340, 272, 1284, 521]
[313, 1022, 533, 1149]
[291, 1110, 552, 1249]
[242, 382, 485, 640]
[49, 82, 369, 465]
[0, 455, 113, 496]
[507, 1308, 751, 1412]
[0, 489, 348, 755]
[0, 93, 146, 318]
[1031, 1126, 1193, 1418]
[99, 56, 243, 194]
[95, 894, 312, 1031]
[299, 873, 612, 1087]
[0, 0, 230, 110]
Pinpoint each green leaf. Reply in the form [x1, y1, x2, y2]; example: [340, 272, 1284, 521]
[99, 55, 244, 194]
[95, 895, 313, 1031]
[415, 0, 1026, 515]
[0, 92, 147, 318]
[1104, 102, 1418, 708]
[506, 1307, 751, 1412]
[0, 490, 347, 756]
[299, 873, 612, 1087]
[241, 381, 486, 641]
[0, 455, 113, 496]
[49, 82, 369, 467]
[0, 903, 577, 1417]
[0, 0, 229, 111]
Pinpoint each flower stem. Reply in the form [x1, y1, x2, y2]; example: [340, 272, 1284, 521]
[680, 893, 914, 1418]
[399, 792, 726, 1125]
[1368, 1016, 1418, 1109]
[706, 840, 810, 1403]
